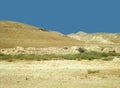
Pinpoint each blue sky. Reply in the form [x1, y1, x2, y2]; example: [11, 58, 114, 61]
[0, 0, 120, 34]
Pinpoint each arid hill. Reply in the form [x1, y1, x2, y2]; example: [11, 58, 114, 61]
[0, 20, 120, 52]
[0, 21, 81, 48]
[68, 32, 120, 44]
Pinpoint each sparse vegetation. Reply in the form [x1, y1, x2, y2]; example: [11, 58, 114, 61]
[0, 51, 120, 61]
[87, 69, 100, 74]
[101, 57, 113, 61]
[0, 21, 81, 48]
[78, 47, 85, 53]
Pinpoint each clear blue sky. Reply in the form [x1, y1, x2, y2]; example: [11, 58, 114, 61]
[0, 0, 120, 34]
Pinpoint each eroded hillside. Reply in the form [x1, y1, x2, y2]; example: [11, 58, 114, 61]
[68, 32, 120, 44]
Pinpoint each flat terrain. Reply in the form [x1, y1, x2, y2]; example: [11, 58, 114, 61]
[0, 59, 120, 88]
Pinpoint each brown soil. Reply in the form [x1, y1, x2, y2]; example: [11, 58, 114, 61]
[0, 21, 81, 48]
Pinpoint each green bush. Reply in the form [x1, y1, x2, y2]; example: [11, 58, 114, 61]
[62, 54, 77, 60]
[100, 52, 109, 57]
[79, 52, 100, 60]
[0, 55, 11, 60]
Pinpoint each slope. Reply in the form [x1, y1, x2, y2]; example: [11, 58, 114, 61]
[68, 32, 120, 44]
[0, 21, 81, 48]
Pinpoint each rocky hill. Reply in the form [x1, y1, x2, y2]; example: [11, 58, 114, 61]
[67, 32, 120, 44]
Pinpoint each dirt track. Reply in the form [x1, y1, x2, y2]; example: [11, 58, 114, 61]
[0, 59, 120, 88]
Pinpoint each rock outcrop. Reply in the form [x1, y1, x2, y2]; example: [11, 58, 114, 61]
[0, 46, 120, 55]
[68, 32, 120, 44]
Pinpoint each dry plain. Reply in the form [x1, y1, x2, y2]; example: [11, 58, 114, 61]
[0, 59, 120, 88]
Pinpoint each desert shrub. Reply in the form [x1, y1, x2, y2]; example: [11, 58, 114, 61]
[13, 54, 25, 60]
[109, 52, 120, 57]
[0, 53, 5, 56]
[1, 55, 11, 60]
[79, 51, 103, 60]
[100, 52, 109, 57]
[63, 47, 68, 50]
[98, 52, 120, 57]
[109, 52, 116, 56]
[62, 54, 77, 60]
[87, 69, 100, 74]
[8, 59, 14, 62]
[79, 53, 97, 60]
[78, 47, 85, 53]
[101, 57, 113, 61]
[0, 55, 14, 62]
[38, 28, 49, 32]
[114, 53, 120, 57]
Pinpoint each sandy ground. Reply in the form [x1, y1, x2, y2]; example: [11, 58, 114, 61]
[0, 59, 120, 88]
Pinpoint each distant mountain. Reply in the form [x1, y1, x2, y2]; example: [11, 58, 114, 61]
[67, 32, 120, 44]
[0, 21, 81, 48]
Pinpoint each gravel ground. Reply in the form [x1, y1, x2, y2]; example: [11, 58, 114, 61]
[0, 59, 120, 88]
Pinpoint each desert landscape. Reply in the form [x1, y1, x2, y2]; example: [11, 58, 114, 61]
[0, 60, 120, 88]
[0, 21, 120, 88]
